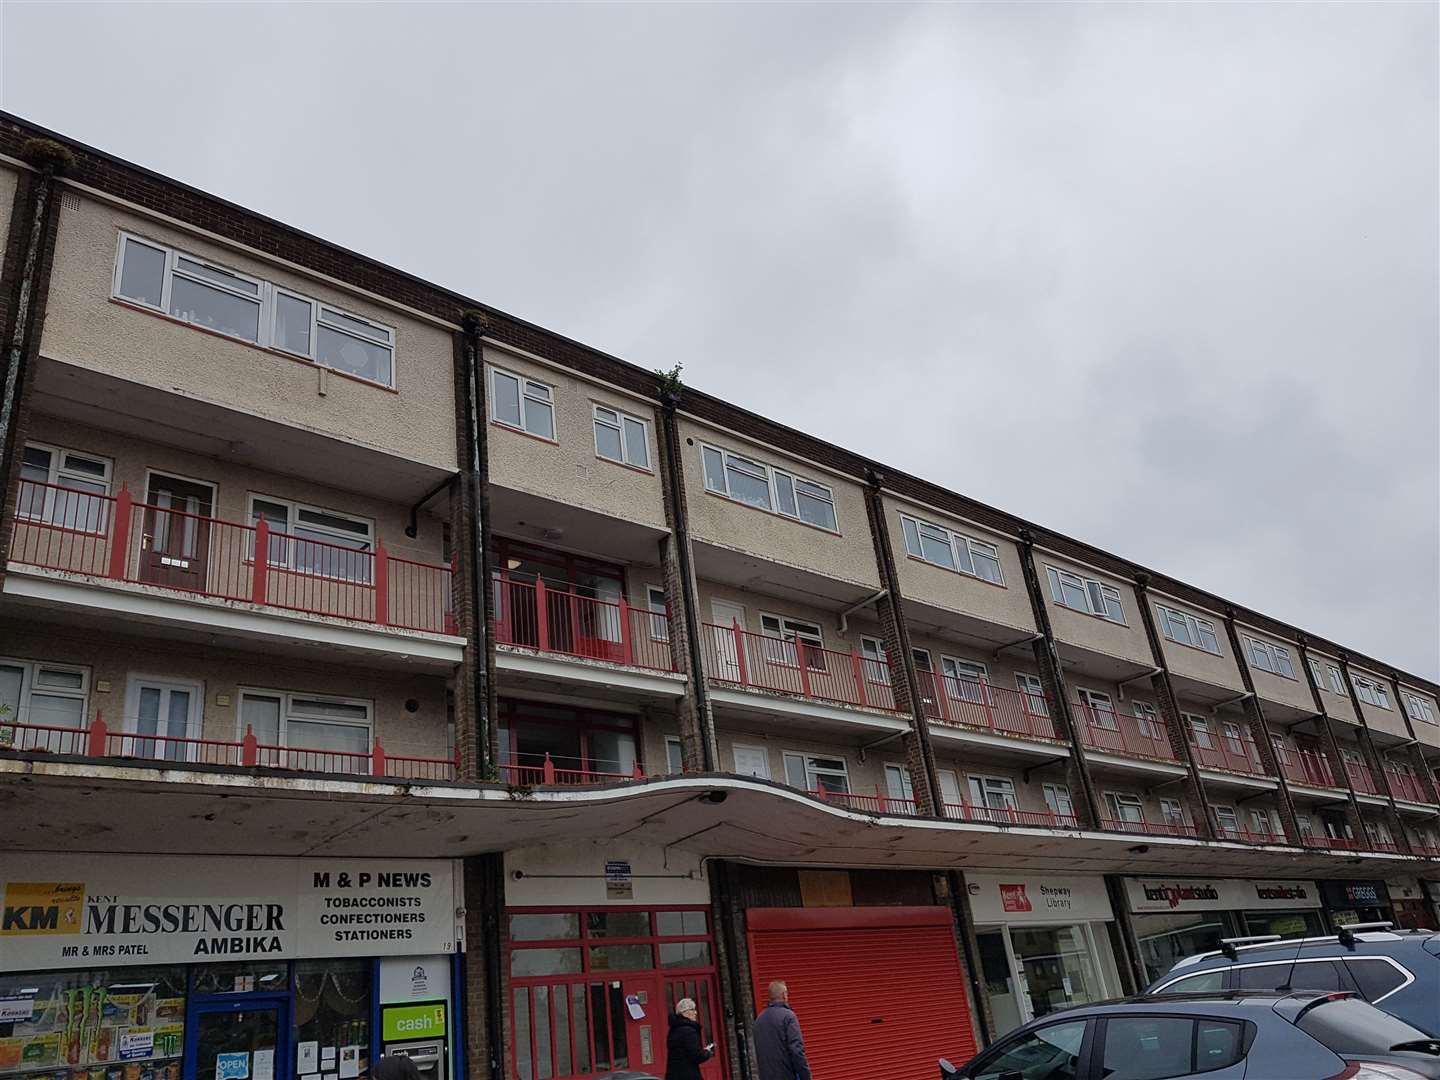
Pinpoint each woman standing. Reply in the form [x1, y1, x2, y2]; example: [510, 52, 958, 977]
[665, 998, 714, 1080]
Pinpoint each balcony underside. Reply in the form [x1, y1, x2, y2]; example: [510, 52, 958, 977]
[489, 484, 668, 566]
[1055, 641, 1156, 684]
[496, 646, 687, 704]
[4, 564, 465, 671]
[693, 538, 879, 608]
[1168, 670, 1249, 705]
[3, 755, 1429, 878]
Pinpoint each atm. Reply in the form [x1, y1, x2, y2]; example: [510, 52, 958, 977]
[380, 1002, 448, 1080]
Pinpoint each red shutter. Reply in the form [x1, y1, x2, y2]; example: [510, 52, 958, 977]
[747, 906, 978, 1080]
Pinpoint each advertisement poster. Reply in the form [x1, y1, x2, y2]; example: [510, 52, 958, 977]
[1, 855, 460, 971]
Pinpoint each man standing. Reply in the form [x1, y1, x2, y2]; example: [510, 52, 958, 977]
[752, 980, 812, 1080]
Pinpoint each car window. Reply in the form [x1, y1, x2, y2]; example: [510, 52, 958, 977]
[973, 1019, 1086, 1080]
[1160, 970, 1226, 993]
[1195, 1020, 1245, 1071]
[1102, 1017, 1194, 1080]
[1237, 960, 1341, 992]
[1295, 997, 1429, 1054]
[1345, 958, 1407, 1001]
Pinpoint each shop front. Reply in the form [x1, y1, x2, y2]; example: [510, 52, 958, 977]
[0, 855, 462, 1080]
[1122, 878, 1324, 983]
[965, 873, 1123, 1033]
[1383, 879, 1434, 931]
[1318, 879, 1393, 927]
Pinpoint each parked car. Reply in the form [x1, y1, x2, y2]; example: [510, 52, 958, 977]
[1147, 924, 1440, 1034]
[937, 991, 1440, 1080]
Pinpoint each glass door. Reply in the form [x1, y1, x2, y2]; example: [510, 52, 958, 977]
[125, 678, 201, 761]
[1008, 924, 1106, 1021]
[185, 996, 288, 1080]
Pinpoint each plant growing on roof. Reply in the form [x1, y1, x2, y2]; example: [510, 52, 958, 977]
[656, 363, 684, 403]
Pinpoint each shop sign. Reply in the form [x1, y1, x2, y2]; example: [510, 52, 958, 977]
[1124, 878, 1321, 914]
[1319, 879, 1391, 909]
[379, 955, 451, 1005]
[381, 1003, 447, 1041]
[0, 997, 34, 1022]
[0, 854, 459, 972]
[966, 873, 1113, 924]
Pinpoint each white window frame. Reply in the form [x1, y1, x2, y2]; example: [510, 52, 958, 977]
[18, 442, 113, 533]
[113, 232, 396, 387]
[1045, 565, 1125, 623]
[645, 585, 670, 642]
[941, 655, 989, 704]
[859, 636, 891, 686]
[488, 366, 556, 440]
[1078, 687, 1117, 729]
[899, 513, 1005, 585]
[1403, 692, 1437, 725]
[0, 657, 90, 733]
[1211, 804, 1241, 836]
[1105, 791, 1145, 824]
[1042, 782, 1074, 822]
[592, 404, 651, 470]
[1248, 808, 1279, 838]
[1015, 673, 1049, 716]
[782, 751, 849, 793]
[1352, 674, 1392, 710]
[664, 735, 684, 774]
[1155, 603, 1221, 655]
[699, 442, 838, 532]
[247, 494, 375, 582]
[1326, 665, 1346, 696]
[1158, 797, 1189, 827]
[1308, 656, 1328, 689]
[967, 773, 1019, 815]
[732, 743, 772, 779]
[760, 613, 825, 670]
[1184, 712, 1215, 749]
[1244, 637, 1297, 679]
[121, 675, 204, 760]
[235, 688, 374, 747]
[1132, 700, 1161, 739]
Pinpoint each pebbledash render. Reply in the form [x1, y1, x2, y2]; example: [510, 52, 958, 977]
[0, 113, 1436, 1080]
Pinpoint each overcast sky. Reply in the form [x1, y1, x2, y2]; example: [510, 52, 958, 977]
[3, 3, 1436, 678]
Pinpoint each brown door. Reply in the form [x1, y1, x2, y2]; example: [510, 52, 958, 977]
[141, 474, 214, 591]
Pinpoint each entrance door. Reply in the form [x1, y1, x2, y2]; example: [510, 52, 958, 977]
[1008, 923, 1106, 1021]
[142, 474, 214, 591]
[185, 996, 288, 1080]
[620, 974, 662, 1076]
[709, 601, 747, 682]
[125, 677, 201, 761]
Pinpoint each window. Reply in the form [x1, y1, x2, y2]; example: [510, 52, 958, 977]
[1017, 673, 1049, 716]
[1155, 604, 1221, 654]
[700, 443, 838, 531]
[859, 636, 891, 685]
[1042, 783, 1075, 823]
[760, 615, 825, 670]
[973, 1020, 1086, 1080]
[1345, 958, 1408, 1001]
[238, 690, 372, 759]
[1365, 820, 1393, 847]
[1238, 960, 1341, 992]
[1185, 714, 1214, 749]
[1133, 701, 1161, 739]
[592, 405, 650, 469]
[1211, 805, 1240, 836]
[114, 234, 395, 385]
[1158, 798, 1187, 828]
[1079, 688, 1117, 729]
[249, 496, 374, 582]
[490, 367, 555, 439]
[967, 775, 1019, 819]
[1245, 637, 1296, 679]
[1404, 692, 1437, 725]
[1101, 1016, 1203, 1080]
[664, 736, 684, 774]
[1106, 791, 1145, 825]
[646, 586, 670, 642]
[18, 443, 112, 533]
[1248, 808, 1280, 838]
[782, 752, 848, 795]
[1327, 665, 1346, 696]
[1308, 656, 1328, 688]
[942, 656, 989, 704]
[1352, 674, 1392, 709]
[0, 659, 89, 745]
[900, 514, 1004, 584]
[1160, 970, 1226, 994]
[1046, 566, 1125, 623]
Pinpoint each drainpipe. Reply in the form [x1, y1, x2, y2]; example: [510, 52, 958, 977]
[456, 314, 495, 779]
[837, 589, 887, 634]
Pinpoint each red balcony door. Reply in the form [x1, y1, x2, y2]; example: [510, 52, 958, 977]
[140, 474, 214, 591]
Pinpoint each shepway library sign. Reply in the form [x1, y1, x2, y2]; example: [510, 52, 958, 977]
[0, 854, 460, 971]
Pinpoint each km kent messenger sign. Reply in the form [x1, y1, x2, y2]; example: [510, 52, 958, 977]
[0, 854, 460, 971]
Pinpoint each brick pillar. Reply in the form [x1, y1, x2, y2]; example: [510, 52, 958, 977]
[1104, 875, 1148, 993]
[941, 871, 994, 1047]
[450, 317, 497, 781]
[1015, 534, 1101, 829]
[861, 473, 941, 815]
[1338, 655, 1411, 853]
[654, 396, 719, 771]
[1131, 578, 1215, 839]
[0, 146, 70, 584]
[708, 860, 754, 1080]
[1221, 613, 1304, 843]
[462, 853, 505, 1080]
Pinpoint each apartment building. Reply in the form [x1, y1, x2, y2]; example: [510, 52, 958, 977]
[1, 115, 1437, 1080]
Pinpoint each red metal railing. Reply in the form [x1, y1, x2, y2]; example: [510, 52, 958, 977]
[1188, 728, 1265, 775]
[1277, 746, 1339, 788]
[498, 752, 645, 786]
[1412, 844, 1440, 860]
[1365, 838, 1403, 855]
[1300, 833, 1366, 852]
[1345, 761, 1382, 796]
[10, 481, 455, 634]
[917, 672, 1060, 740]
[1384, 766, 1432, 804]
[1075, 703, 1177, 760]
[1214, 825, 1286, 845]
[492, 577, 674, 671]
[0, 714, 457, 781]
[699, 622, 898, 710]
[945, 803, 1080, 828]
[1098, 815, 1201, 838]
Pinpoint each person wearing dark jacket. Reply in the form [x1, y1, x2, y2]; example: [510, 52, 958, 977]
[752, 981, 812, 1080]
[665, 997, 714, 1080]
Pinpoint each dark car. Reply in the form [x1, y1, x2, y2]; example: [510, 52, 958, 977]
[937, 991, 1440, 1080]
[1147, 924, 1440, 1035]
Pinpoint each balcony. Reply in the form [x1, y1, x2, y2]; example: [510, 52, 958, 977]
[1098, 815, 1202, 839]
[493, 577, 675, 671]
[0, 715, 457, 781]
[806, 787, 1079, 828]
[1075, 703, 1177, 761]
[1385, 767, 1434, 804]
[498, 752, 646, 786]
[701, 623, 899, 710]
[1188, 730, 1266, 777]
[10, 481, 454, 634]
[1278, 748, 1339, 789]
[918, 672, 1061, 741]
[1345, 761, 1383, 796]
[1214, 825, 1286, 845]
[1300, 833, 1367, 853]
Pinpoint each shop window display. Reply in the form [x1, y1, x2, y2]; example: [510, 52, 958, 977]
[292, 961, 370, 1079]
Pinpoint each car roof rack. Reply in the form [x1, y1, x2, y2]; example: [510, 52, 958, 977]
[1336, 921, 1394, 951]
[1219, 935, 1283, 960]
